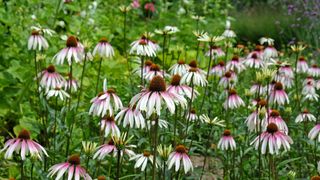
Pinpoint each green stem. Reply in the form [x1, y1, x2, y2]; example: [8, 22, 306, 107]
[95, 57, 103, 94]
[162, 35, 167, 77]
[20, 160, 24, 180]
[140, 56, 145, 87]
[200, 126, 214, 180]
[152, 115, 159, 180]
[116, 148, 121, 180]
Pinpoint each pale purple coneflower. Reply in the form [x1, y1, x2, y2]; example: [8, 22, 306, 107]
[100, 115, 120, 137]
[39, 65, 65, 91]
[93, 37, 115, 58]
[302, 81, 316, 95]
[263, 45, 278, 61]
[1, 129, 48, 160]
[223, 89, 245, 110]
[303, 76, 315, 86]
[167, 74, 198, 99]
[243, 52, 264, 69]
[129, 35, 157, 57]
[205, 45, 225, 58]
[217, 130, 236, 151]
[186, 109, 198, 121]
[28, 30, 49, 51]
[219, 71, 237, 88]
[274, 74, 294, 89]
[167, 145, 193, 174]
[297, 56, 309, 73]
[210, 61, 225, 77]
[245, 110, 260, 132]
[89, 80, 123, 117]
[129, 150, 154, 171]
[63, 74, 79, 92]
[147, 119, 169, 129]
[93, 139, 117, 159]
[53, 36, 84, 65]
[46, 86, 70, 100]
[251, 123, 293, 154]
[302, 81, 319, 101]
[181, 61, 207, 87]
[308, 124, 320, 142]
[249, 83, 265, 96]
[279, 65, 294, 78]
[144, 64, 166, 81]
[295, 109, 316, 123]
[226, 56, 245, 73]
[269, 82, 289, 105]
[169, 60, 190, 76]
[262, 109, 288, 134]
[48, 154, 91, 180]
[308, 64, 320, 77]
[130, 76, 187, 117]
[115, 105, 146, 129]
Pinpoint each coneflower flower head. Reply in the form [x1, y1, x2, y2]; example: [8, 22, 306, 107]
[48, 154, 91, 180]
[53, 35, 84, 65]
[1, 129, 48, 160]
[28, 30, 49, 51]
[131, 76, 187, 117]
[93, 37, 115, 58]
[217, 129, 236, 151]
[167, 144, 193, 174]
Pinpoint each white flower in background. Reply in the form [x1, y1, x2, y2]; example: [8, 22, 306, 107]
[31, 25, 56, 36]
[200, 114, 226, 127]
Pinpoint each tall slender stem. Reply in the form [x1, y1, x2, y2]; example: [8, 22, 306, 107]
[20, 160, 24, 180]
[140, 56, 145, 87]
[95, 57, 103, 94]
[152, 115, 159, 180]
[195, 41, 200, 63]
[183, 80, 194, 143]
[200, 126, 214, 180]
[116, 148, 121, 180]
[162, 35, 167, 77]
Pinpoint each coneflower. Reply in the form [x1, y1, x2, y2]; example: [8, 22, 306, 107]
[130, 35, 157, 57]
[53, 36, 84, 65]
[130, 76, 187, 117]
[1, 129, 48, 160]
[169, 60, 190, 76]
[167, 74, 198, 99]
[167, 145, 193, 174]
[39, 65, 65, 91]
[144, 64, 166, 81]
[295, 109, 316, 123]
[223, 89, 245, 110]
[205, 45, 225, 58]
[251, 123, 293, 154]
[115, 105, 146, 129]
[217, 129, 236, 151]
[226, 55, 245, 73]
[244, 52, 264, 69]
[262, 109, 288, 134]
[181, 60, 207, 87]
[89, 79, 123, 117]
[308, 64, 320, 77]
[269, 82, 289, 105]
[211, 61, 225, 77]
[100, 115, 121, 137]
[296, 56, 309, 73]
[130, 150, 154, 171]
[28, 30, 49, 51]
[93, 37, 115, 58]
[48, 154, 91, 179]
